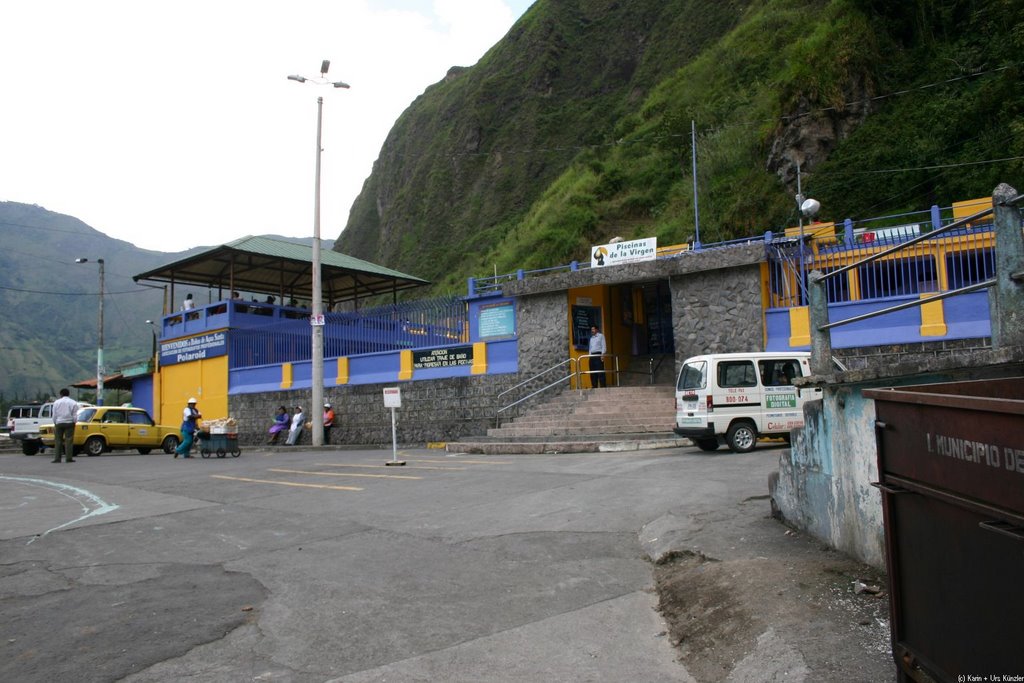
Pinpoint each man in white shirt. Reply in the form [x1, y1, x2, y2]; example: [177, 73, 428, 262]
[51, 388, 80, 463]
[588, 325, 607, 388]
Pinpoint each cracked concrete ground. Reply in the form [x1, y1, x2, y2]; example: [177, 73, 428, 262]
[0, 445, 893, 681]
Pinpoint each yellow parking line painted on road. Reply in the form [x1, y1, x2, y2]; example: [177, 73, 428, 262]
[322, 463, 467, 471]
[210, 475, 363, 491]
[269, 468, 422, 480]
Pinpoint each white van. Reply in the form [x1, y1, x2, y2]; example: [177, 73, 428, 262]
[673, 351, 819, 452]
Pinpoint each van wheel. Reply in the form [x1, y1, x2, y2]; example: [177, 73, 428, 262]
[726, 422, 758, 453]
[694, 438, 719, 452]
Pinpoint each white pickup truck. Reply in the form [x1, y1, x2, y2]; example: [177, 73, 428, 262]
[7, 401, 92, 455]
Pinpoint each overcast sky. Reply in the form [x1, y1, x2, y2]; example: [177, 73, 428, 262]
[1, 0, 535, 253]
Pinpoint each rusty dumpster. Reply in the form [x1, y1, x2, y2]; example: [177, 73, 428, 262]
[865, 378, 1024, 682]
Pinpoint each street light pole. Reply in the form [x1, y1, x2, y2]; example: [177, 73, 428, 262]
[289, 60, 349, 447]
[76, 257, 105, 405]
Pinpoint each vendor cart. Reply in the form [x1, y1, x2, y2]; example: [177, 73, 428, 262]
[197, 431, 241, 458]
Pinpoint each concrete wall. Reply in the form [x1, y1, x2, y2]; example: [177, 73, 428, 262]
[772, 345, 1024, 569]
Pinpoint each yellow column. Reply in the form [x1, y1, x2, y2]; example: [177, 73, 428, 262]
[789, 307, 810, 347]
[280, 362, 293, 389]
[471, 342, 488, 375]
[336, 357, 349, 385]
[919, 294, 947, 336]
[398, 350, 413, 381]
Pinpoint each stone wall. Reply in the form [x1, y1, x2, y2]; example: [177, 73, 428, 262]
[670, 263, 765, 369]
[230, 374, 520, 447]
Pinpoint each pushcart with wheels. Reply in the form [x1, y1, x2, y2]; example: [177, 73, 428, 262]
[197, 431, 241, 458]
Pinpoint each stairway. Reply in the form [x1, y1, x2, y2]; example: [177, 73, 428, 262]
[446, 385, 688, 454]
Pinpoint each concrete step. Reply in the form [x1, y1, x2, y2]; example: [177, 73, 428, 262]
[488, 423, 671, 438]
[447, 435, 689, 455]
[497, 414, 674, 429]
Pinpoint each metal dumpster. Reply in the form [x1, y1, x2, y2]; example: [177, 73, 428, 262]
[865, 378, 1024, 682]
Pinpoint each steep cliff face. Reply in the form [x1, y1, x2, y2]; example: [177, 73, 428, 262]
[337, 0, 1024, 292]
[337, 0, 750, 286]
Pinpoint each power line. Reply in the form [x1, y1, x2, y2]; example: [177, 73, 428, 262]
[0, 283, 155, 296]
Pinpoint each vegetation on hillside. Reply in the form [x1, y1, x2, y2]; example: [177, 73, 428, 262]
[337, 0, 1024, 295]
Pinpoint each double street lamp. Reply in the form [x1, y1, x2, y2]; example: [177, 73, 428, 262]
[288, 59, 350, 447]
[76, 257, 105, 405]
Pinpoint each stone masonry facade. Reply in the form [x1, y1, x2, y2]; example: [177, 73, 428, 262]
[227, 245, 768, 446]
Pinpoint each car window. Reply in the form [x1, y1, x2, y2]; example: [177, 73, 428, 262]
[677, 361, 707, 391]
[102, 410, 126, 424]
[718, 361, 757, 388]
[78, 408, 97, 422]
[128, 411, 154, 426]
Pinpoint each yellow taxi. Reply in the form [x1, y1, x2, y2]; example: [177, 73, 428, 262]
[40, 406, 181, 457]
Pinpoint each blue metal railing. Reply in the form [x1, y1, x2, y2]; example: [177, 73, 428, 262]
[228, 296, 469, 369]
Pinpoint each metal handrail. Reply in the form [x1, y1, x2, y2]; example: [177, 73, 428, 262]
[495, 358, 578, 427]
[617, 354, 671, 384]
[577, 353, 620, 388]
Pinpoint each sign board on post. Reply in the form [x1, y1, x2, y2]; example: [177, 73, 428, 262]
[383, 387, 405, 466]
[310, 314, 325, 327]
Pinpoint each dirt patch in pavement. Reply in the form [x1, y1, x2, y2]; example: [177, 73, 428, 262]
[653, 528, 894, 681]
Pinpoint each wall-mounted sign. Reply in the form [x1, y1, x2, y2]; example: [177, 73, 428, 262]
[160, 331, 227, 366]
[310, 314, 325, 326]
[413, 346, 473, 369]
[590, 237, 657, 268]
[478, 301, 515, 339]
[571, 305, 601, 350]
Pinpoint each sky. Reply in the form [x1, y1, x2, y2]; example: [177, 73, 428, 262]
[1, 0, 535, 253]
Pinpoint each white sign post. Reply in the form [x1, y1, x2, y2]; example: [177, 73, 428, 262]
[383, 387, 405, 466]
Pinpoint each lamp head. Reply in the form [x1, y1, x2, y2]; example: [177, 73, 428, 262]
[287, 74, 306, 83]
[332, 81, 350, 89]
[320, 59, 330, 75]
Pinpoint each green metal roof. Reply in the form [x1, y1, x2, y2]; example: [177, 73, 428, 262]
[133, 235, 429, 305]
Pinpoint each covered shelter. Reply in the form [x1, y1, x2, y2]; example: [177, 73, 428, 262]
[133, 235, 429, 311]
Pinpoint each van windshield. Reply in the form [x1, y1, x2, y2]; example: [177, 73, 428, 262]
[677, 361, 707, 391]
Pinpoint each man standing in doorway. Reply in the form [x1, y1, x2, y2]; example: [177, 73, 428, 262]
[589, 324, 607, 388]
[51, 388, 79, 463]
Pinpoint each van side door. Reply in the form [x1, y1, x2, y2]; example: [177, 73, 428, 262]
[758, 358, 808, 433]
[715, 359, 763, 429]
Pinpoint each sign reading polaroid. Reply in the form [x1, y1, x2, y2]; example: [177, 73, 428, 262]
[160, 332, 227, 366]
[590, 237, 657, 268]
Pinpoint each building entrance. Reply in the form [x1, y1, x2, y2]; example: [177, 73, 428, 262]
[618, 281, 674, 357]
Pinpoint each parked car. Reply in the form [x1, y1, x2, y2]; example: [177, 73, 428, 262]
[8, 401, 91, 455]
[39, 406, 180, 456]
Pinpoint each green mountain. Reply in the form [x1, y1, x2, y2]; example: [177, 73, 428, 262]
[337, 0, 1024, 293]
[0, 201, 327, 405]
[0, 202, 170, 403]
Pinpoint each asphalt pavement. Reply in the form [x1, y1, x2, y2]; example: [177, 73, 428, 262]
[0, 443, 894, 682]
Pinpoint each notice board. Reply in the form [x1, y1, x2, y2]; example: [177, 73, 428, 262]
[571, 305, 601, 350]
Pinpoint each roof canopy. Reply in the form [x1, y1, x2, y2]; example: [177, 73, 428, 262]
[133, 236, 429, 306]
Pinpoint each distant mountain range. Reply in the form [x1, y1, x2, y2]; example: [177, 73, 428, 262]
[0, 201, 329, 402]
